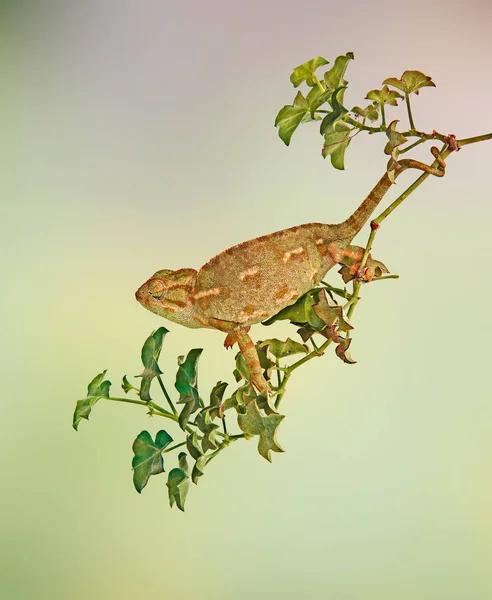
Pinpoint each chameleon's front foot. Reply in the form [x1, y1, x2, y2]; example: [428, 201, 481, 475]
[223, 327, 251, 350]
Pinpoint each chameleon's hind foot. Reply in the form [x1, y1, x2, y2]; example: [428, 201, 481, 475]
[338, 245, 389, 283]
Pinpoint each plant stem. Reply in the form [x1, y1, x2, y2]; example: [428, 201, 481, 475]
[274, 370, 292, 409]
[157, 375, 178, 415]
[222, 416, 228, 436]
[457, 132, 492, 146]
[264, 130, 491, 407]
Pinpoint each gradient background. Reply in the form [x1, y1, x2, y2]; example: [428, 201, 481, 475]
[2, 1, 492, 598]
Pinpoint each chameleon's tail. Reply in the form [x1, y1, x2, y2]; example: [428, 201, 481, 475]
[337, 147, 446, 241]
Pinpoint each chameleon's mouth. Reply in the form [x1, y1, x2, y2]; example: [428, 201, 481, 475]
[135, 279, 152, 305]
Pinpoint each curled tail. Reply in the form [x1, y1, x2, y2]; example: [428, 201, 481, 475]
[336, 147, 446, 241]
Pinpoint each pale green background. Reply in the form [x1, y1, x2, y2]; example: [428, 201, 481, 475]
[1, 1, 492, 599]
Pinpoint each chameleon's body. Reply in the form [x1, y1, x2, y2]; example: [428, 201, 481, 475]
[136, 152, 445, 393]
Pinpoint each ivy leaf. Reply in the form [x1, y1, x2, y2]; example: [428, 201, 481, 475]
[322, 122, 352, 170]
[293, 90, 308, 108]
[259, 338, 309, 359]
[178, 452, 189, 474]
[256, 344, 276, 381]
[323, 52, 354, 92]
[320, 87, 349, 135]
[351, 103, 379, 122]
[274, 103, 314, 146]
[186, 432, 203, 460]
[383, 70, 435, 95]
[234, 351, 250, 383]
[306, 86, 333, 116]
[335, 337, 357, 364]
[384, 120, 408, 154]
[263, 289, 326, 329]
[167, 468, 190, 511]
[237, 400, 285, 462]
[192, 455, 207, 485]
[195, 409, 219, 452]
[122, 375, 139, 394]
[312, 289, 353, 333]
[290, 56, 329, 87]
[366, 85, 403, 107]
[131, 429, 173, 493]
[209, 381, 228, 419]
[136, 327, 169, 402]
[175, 348, 203, 430]
[72, 370, 111, 430]
[384, 120, 408, 179]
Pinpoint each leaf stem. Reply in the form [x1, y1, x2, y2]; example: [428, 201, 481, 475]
[163, 441, 186, 453]
[405, 92, 415, 130]
[321, 281, 352, 300]
[157, 375, 178, 415]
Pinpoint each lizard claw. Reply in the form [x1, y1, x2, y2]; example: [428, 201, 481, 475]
[224, 333, 237, 349]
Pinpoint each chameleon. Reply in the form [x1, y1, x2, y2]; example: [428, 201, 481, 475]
[136, 147, 445, 394]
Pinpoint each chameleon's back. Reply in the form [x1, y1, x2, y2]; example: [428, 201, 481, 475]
[195, 222, 345, 326]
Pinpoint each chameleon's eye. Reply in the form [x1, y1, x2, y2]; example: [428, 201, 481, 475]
[148, 279, 166, 300]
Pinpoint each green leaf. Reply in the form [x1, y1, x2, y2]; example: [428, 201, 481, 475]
[131, 429, 173, 493]
[323, 52, 354, 92]
[192, 455, 207, 485]
[175, 348, 203, 430]
[383, 120, 408, 179]
[383, 70, 435, 95]
[195, 409, 219, 452]
[256, 344, 276, 381]
[122, 375, 139, 394]
[137, 327, 169, 402]
[274, 104, 312, 146]
[262, 289, 326, 329]
[178, 452, 189, 474]
[209, 381, 228, 419]
[259, 338, 309, 359]
[322, 122, 352, 170]
[312, 289, 353, 333]
[290, 56, 329, 87]
[237, 400, 285, 462]
[306, 86, 333, 115]
[72, 370, 111, 430]
[186, 432, 204, 460]
[167, 468, 190, 511]
[186, 431, 203, 460]
[366, 85, 403, 106]
[234, 351, 251, 383]
[351, 103, 379, 122]
[319, 87, 349, 135]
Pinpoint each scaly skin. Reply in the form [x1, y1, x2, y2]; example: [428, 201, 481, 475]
[136, 150, 446, 393]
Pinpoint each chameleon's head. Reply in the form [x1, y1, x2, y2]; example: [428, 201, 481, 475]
[135, 268, 201, 328]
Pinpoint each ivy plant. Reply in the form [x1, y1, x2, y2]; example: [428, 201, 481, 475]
[73, 52, 491, 511]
